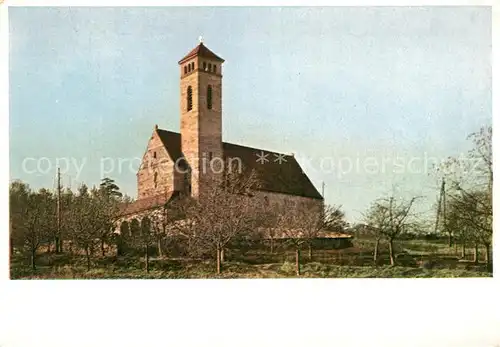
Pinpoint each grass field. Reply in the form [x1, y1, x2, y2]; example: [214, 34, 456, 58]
[10, 237, 492, 279]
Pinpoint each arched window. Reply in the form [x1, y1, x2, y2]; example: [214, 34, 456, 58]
[208, 63, 212, 72]
[213, 65, 217, 74]
[187, 86, 193, 111]
[207, 85, 213, 110]
[191, 62, 195, 70]
[184, 66, 187, 74]
[203, 62, 207, 70]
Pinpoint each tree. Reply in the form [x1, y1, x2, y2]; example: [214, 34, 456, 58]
[10, 182, 56, 270]
[364, 196, 418, 266]
[444, 198, 469, 259]
[303, 204, 347, 261]
[180, 170, 262, 274]
[9, 180, 30, 257]
[131, 217, 155, 273]
[363, 204, 388, 263]
[448, 189, 492, 266]
[67, 184, 107, 271]
[99, 177, 123, 199]
[438, 126, 492, 269]
[96, 178, 122, 256]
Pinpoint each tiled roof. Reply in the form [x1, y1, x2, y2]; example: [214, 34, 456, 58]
[154, 129, 323, 200]
[156, 129, 184, 162]
[178, 43, 225, 65]
[119, 191, 180, 217]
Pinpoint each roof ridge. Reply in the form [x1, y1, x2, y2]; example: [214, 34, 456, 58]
[156, 128, 292, 157]
[223, 141, 293, 157]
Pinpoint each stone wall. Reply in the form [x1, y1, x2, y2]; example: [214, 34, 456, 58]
[137, 129, 176, 199]
[180, 55, 223, 198]
[253, 190, 323, 214]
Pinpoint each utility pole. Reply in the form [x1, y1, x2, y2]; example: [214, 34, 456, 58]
[56, 167, 62, 253]
[442, 178, 450, 247]
[434, 178, 445, 234]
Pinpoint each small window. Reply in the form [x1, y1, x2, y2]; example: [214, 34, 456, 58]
[187, 86, 193, 111]
[203, 62, 207, 70]
[207, 85, 213, 110]
[208, 152, 213, 161]
[153, 151, 157, 159]
[184, 66, 187, 74]
[188, 64, 191, 72]
[213, 65, 217, 74]
[208, 63, 212, 72]
[191, 62, 195, 70]
[154, 172, 158, 189]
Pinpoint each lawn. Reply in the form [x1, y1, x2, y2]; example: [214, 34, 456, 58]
[10, 239, 492, 279]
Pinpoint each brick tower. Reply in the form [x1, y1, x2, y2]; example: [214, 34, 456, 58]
[178, 40, 224, 197]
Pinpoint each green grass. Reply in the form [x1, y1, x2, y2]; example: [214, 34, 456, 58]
[10, 237, 492, 279]
[10, 252, 491, 279]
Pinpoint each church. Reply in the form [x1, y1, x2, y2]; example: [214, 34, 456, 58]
[119, 41, 323, 221]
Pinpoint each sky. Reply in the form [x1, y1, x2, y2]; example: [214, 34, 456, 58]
[9, 7, 492, 222]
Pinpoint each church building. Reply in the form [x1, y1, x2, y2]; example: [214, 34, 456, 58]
[119, 41, 323, 220]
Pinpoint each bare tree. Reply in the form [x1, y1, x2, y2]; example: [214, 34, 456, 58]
[306, 204, 347, 261]
[274, 203, 310, 276]
[181, 170, 262, 274]
[67, 185, 106, 271]
[148, 207, 168, 258]
[363, 205, 388, 263]
[267, 201, 346, 276]
[438, 126, 492, 269]
[364, 196, 418, 266]
[10, 182, 57, 271]
[448, 189, 492, 267]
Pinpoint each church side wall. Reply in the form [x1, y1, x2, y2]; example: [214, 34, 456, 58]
[253, 190, 323, 213]
[137, 131, 176, 199]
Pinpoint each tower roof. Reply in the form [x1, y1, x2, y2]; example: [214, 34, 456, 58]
[178, 42, 225, 65]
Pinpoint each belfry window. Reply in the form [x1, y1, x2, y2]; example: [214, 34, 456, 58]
[208, 63, 212, 72]
[207, 85, 213, 110]
[203, 62, 207, 70]
[213, 65, 217, 74]
[187, 86, 193, 111]
[184, 66, 187, 74]
[191, 62, 195, 70]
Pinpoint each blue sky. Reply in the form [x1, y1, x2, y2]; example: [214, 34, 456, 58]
[9, 7, 491, 222]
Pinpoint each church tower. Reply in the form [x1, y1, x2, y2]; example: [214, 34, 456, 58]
[178, 40, 224, 197]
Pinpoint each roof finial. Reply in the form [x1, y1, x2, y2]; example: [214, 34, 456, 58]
[198, 35, 203, 44]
